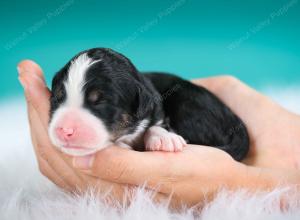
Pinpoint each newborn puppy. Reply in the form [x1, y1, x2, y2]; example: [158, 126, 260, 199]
[49, 48, 249, 160]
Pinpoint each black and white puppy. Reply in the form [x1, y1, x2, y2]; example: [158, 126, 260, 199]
[49, 48, 249, 161]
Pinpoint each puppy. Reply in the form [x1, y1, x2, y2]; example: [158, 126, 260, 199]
[49, 48, 249, 161]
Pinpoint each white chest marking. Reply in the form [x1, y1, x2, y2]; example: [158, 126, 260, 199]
[116, 119, 150, 148]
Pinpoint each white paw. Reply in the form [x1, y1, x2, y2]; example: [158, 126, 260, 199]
[144, 126, 187, 152]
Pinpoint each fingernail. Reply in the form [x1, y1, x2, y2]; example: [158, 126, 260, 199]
[73, 154, 94, 169]
[18, 76, 28, 90]
[17, 66, 23, 75]
[17, 66, 27, 90]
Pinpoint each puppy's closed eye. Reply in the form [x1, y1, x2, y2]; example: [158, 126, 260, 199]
[87, 90, 102, 105]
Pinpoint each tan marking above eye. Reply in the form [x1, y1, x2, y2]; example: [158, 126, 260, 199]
[88, 90, 101, 103]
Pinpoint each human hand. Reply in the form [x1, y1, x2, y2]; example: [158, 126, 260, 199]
[193, 76, 300, 170]
[17, 61, 300, 208]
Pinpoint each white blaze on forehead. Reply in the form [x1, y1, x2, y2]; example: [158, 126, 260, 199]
[48, 53, 110, 156]
[64, 53, 101, 107]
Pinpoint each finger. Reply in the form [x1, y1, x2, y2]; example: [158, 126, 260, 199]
[17, 61, 94, 189]
[28, 102, 85, 188]
[18, 60, 45, 79]
[28, 108, 72, 190]
[37, 156, 72, 191]
[73, 146, 175, 192]
[17, 60, 51, 128]
[60, 160, 170, 205]
[19, 70, 72, 190]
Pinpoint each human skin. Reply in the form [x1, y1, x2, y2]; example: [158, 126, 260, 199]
[17, 60, 300, 208]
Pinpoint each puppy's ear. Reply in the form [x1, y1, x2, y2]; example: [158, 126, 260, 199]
[134, 83, 157, 119]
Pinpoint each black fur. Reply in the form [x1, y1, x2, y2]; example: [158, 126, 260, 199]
[145, 73, 249, 160]
[50, 48, 249, 161]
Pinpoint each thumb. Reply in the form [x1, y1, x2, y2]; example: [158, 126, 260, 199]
[17, 60, 51, 128]
[73, 146, 173, 191]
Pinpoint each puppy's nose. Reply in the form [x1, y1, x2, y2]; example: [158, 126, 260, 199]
[56, 127, 75, 141]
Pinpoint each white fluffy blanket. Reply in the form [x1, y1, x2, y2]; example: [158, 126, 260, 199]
[1, 86, 300, 220]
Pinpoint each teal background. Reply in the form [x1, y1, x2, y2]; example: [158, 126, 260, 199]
[0, 0, 299, 100]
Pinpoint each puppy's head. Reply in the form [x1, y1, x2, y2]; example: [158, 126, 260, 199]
[49, 48, 152, 156]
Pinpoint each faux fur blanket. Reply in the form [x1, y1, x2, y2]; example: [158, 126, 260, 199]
[1, 86, 300, 220]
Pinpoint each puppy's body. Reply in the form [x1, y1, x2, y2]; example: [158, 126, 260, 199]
[49, 48, 249, 160]
[144, 73, 249, 160]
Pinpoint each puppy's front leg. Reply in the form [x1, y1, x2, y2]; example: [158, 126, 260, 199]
[144, 126, 187, 152]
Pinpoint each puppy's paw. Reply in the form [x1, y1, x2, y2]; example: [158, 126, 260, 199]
[144, 126, 187, 152]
